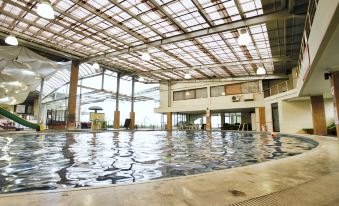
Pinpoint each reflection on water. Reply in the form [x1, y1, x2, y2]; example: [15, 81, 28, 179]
[0, 131, 316, 193]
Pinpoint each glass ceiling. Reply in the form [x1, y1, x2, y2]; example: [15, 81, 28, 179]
[0, 0, 306, 82]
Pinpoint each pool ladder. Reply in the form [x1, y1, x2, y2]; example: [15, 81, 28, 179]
[238, 123, 249, 131]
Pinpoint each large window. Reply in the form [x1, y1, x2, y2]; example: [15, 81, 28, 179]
[211, 81, 259, 97]
[173, 87, 207, 101]
[224, 113, 242, 124]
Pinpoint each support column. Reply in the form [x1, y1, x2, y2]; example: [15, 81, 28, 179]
[256, 107, 266, 131]
[67, 60, 79, 129]
[330, 71, 339, 137]
[310, 95, 327, 135]
[167, 112, 172, 130]
[101, 69, 105, 90]
[206, 109, 212, 130]
[114, 73, 121, 129]
[77, 80, 82, 125]
[37, 78, 44, 124]
[220, 112, 225, 129]
[130, 77, 135, 129]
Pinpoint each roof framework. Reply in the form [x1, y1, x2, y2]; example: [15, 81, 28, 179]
[0, 0, 308, 82]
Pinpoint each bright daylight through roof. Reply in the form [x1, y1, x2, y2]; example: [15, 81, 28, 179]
[0, 0, 339, 205]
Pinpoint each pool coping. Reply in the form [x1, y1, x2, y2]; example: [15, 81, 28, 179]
[0, 132, 338, 206]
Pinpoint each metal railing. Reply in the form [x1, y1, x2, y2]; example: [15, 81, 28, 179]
[296, 0, 318, 77]
[263, 80, 294, 98]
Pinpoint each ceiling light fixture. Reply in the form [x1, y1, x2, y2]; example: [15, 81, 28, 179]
[256, 67, 266, 75]
[5, 35, 18, 46]
[37, 0, 55, 20]
[21, 69, 36, 76]
[184, 73, 192, 79]
[141, 51, 151, 61]
[92, 62, 100, 70]
[237, 29, 251, 46]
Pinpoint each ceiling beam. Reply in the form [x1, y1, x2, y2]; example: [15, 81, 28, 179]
[0, 31, 81, 60]
[136, 56, 296, 75]
[163, 74, 289, 84]
[83, 9, 305, 63]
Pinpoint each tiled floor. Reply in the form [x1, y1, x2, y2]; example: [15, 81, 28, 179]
[0, 134, 338, 206]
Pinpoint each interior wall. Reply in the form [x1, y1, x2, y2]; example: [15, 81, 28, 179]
[325, 99, 335, 125]
[280, 100, 313, 133]
[241, 112, 252, 124]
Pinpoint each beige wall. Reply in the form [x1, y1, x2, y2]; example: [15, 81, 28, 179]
[264, 89, 335, 133]
[156, 80, 264, 113]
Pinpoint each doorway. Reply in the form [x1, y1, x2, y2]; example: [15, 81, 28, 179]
[271, 103, 280, 132]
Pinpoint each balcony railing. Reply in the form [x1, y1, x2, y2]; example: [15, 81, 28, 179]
[263, 80, 295, 98]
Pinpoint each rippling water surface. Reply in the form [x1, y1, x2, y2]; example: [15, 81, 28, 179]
[0, 131, 317, 193]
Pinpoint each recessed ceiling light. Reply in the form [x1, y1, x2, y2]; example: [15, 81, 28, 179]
[237, 29, 251, 46]
[37, 0, 55, 19]
[256, 67, 266, 75]
[5, 35, 18, 46]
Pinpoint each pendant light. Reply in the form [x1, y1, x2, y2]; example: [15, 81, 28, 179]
[256, 67, 266, 75]
[141, 51, 151, 61]
[37, 0, 55, 20]
[237, 29, 251, 46]
[184, 73, 191, 79]
[5, 35, 18, 46]
[92, 62, 100, 70]
[139, 76, 145, 82]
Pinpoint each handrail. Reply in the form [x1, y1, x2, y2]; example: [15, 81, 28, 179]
[296, 0, 318, 77]
[263, 79, 295, 98]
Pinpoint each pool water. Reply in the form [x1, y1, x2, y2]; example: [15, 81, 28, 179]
[0, 131, 317, 193]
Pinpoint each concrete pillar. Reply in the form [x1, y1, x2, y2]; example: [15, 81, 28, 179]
[67, 60, 79, 129]
[37, 78, 44, 124]
[255, 107, 266, 131]
[130, 77, 135, 129]
[330, 71, 339, 137]
[310, 95, 327, 135]
[167, 112, 172, 130]
[114, 73, 121, 129]
[220, 112, 225, 129]
[206, 109, 212, 130]
[77, 80, 82, 124]
[168, 81, 171, 107]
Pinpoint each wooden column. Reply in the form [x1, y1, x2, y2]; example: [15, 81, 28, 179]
[258, 107, 266, 131]
[114, 73, 121, 129]
[330, 71, 339, 137]
[310, 95, 327, 135]
[167, 112, 172, 130]
[220, 112, 225, 129]
[206, 109, 212, 130]
[130, 77, 135, 129]
[67, 60, 79, 129]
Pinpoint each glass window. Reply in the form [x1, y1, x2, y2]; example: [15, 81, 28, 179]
[210, 85, 225, 97]
[196, 88, 207, 98]
[185, 89, 196, 99]
[173, 91, 185, 101]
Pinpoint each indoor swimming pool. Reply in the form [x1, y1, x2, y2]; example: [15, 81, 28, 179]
[0, 131, 317, 193]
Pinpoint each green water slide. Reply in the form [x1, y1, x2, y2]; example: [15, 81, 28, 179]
[0, 107, 41, 131]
